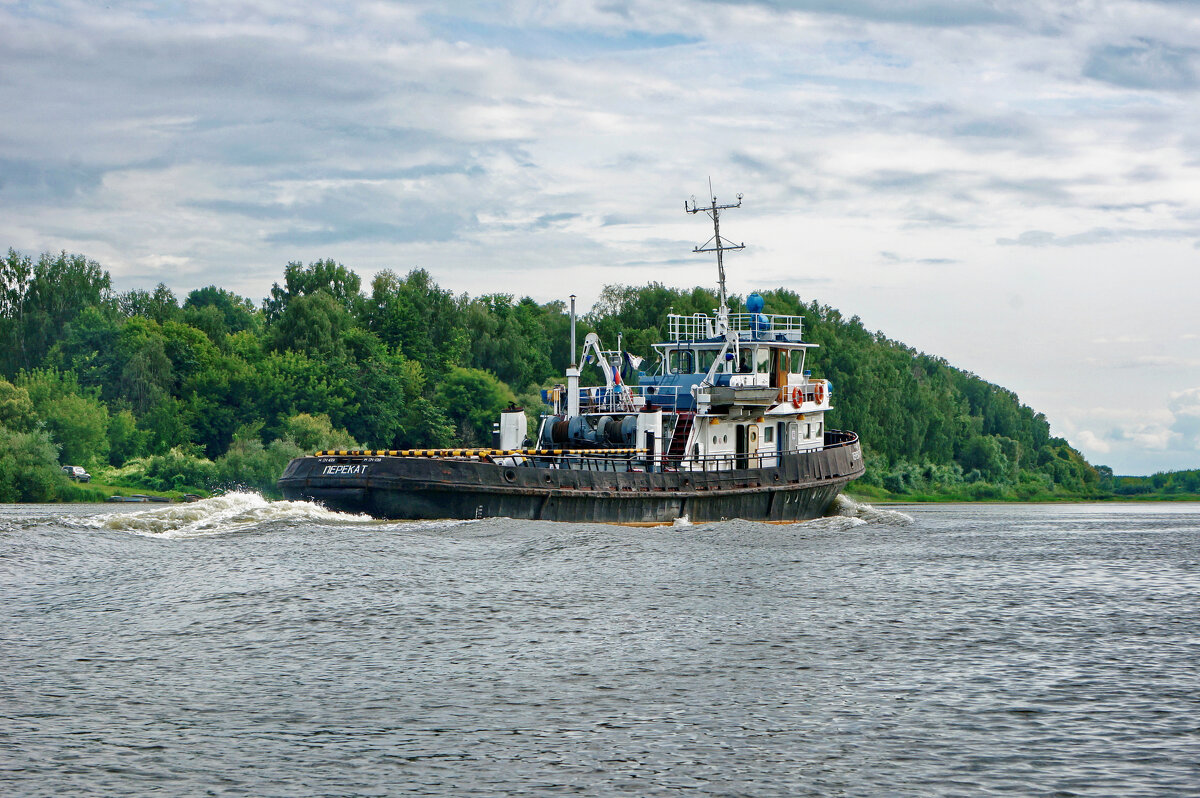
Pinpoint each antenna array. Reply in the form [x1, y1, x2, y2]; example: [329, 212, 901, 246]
[685, 181, 744, 323]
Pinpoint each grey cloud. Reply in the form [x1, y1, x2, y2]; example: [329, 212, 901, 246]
[997, 227, 1200, 247]
[984, 177, 1074, 203]
[997, 230, 1055, 246]
[1092, 201, 1180, 213]
[862, 170, 946, 191]
[701, 0, 1020, 27]
[533, 213, 579, 228]
[951, 117, 1031, 140]
[1124, 165, 1165, 183]
[1169, 388, 1200, 450]
[729, 152, 775, 177]
[264, 184, 478, 246]
[0, 158, 104, 203]
[883, 103, 1045, 155]
[266, 217, 465, 247]
[1084, 38, 1198, 91]
[878, 250, 957, 265]
[902, 208, 961, 226]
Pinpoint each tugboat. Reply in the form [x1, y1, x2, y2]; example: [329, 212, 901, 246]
[278, 191, 864, 523]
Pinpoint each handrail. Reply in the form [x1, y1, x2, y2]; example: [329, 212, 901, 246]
[667, 311, 805, 341]
[577, 384, 681, 413]
[317, 431, 860, 476]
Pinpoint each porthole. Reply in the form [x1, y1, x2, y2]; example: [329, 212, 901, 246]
[504, 469, 517, 483]
[713, 435, 718, 444]
[723, 434, 728, 444]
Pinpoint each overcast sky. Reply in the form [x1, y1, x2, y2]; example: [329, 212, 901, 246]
[3, 0, 1199, 475]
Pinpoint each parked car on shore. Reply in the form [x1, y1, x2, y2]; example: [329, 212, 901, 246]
[62, 465, 91, 482]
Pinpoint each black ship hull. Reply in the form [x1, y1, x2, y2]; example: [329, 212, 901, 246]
[278, 432, 864, 524]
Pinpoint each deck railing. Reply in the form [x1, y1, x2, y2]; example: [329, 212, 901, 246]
[667, 312, 805, 341]
[499, 429, 859, 473]
[576, 384, 683, 413]
[318, 431, 860, 477]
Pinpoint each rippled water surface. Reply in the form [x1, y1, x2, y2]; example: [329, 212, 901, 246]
[3, 496, 1199, 796]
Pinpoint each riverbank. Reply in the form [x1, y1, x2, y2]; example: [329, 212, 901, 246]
[56, 481, 208, 504]
[849, 487, 1200, 503]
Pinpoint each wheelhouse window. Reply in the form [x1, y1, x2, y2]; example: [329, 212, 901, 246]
[668, 349, 695, 374]
[736, 346, 772, 374]
[790, 349, 807, 373]
[737, 346, 754, 373]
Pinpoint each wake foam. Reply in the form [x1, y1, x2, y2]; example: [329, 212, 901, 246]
[831, 494, 914, 526]
[79, 491, 371, 539]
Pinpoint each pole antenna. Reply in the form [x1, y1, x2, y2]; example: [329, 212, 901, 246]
[685, 179, 744, 334]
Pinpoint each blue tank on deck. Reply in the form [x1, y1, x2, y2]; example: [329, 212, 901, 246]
[747, 293, 771, 338]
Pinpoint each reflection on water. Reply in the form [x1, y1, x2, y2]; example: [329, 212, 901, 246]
[2, 499, 1198, 796]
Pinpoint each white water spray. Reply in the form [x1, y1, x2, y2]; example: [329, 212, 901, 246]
[77, 492, 371, 539]
[831, 494, 914, 526]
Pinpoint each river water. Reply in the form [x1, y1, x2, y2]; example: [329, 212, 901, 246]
[2, 496, 1198, 796]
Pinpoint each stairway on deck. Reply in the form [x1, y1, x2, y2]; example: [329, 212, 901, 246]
[665, 412, 695, 465]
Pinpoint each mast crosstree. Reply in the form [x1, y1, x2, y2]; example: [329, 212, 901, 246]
[685, 181, 744, 332]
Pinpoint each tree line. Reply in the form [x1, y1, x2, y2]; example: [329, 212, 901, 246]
[0, 246, 1162, 503]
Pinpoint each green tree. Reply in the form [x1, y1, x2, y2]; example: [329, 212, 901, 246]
[184, 285, 261, 337]
[41, 393, 111, 466]
[268, 291, 354, 358]
[435, 366, 518, 446]
[278, 413, 360, 453]
[359, 268, 467, 371]
[0, 426, 62, 502]
[254, 350, 356, 437]
[107, 408, 149, 466]
[115, 317, 174, 413]
[264, 259, 361, 323]
[0, 378, 37, 432]
[118, 283, 181, 325]
[1, 251, 113, 376]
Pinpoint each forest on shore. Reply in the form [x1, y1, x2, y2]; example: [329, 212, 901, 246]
[0, 248, 1193, 503]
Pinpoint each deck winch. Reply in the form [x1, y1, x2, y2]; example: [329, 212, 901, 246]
[541, 413, 638, 448]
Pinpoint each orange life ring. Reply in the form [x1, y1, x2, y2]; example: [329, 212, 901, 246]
[814, 381, 825, 404]
[792, 386, 803, 405]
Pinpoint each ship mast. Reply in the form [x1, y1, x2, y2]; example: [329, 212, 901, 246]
[685, 180, 744, 334]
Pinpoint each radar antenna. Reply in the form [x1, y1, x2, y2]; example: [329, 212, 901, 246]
[685, 179, 744, 334]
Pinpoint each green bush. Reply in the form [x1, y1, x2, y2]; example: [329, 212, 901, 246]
[215, 434, 305, 497]
[278, 413, 359, 453]
[142, 447, 219, 493]
[0, 426, 63, 502]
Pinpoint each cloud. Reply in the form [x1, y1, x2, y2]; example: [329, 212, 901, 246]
[997, 226, 1200, 247]
[1169, 387, 1200, 450]
[1075, 429, 1111, 454]
[1091, 335, 1149, 345]
[1116, 355, 1200, 369]
[878, 250, 957, 265]
[423, 16, 701, 57]
[701, 0, 1020, 27]
[0, 158, 105, 203]
[1084, 38, 1198, 91]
